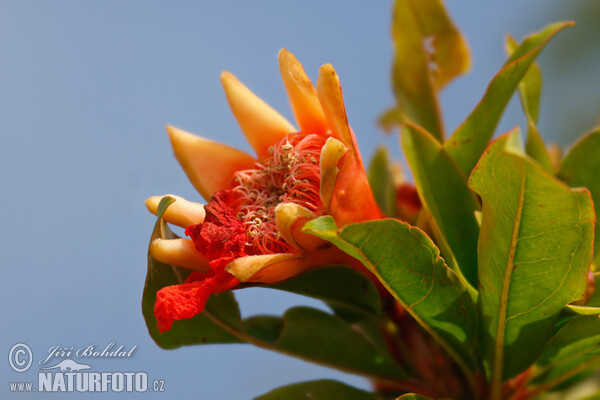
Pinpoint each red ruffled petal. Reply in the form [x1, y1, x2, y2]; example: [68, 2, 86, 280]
[186, 189, 248, 263]
[154, 190, 248, 332]
[154, 270, 239, 333]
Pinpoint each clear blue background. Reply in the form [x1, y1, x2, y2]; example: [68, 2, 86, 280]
[1, 1, 598, 399]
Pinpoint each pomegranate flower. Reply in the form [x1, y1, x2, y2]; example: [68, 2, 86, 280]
[146, 49, 383, 332]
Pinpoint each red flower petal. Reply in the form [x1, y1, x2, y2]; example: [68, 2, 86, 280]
[186, 189, 248, 263]
[154, 269, 239, 333]
[154, 190, 247, 332]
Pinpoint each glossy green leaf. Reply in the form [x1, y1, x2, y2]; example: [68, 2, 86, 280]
[142, 197, 241, 349]
[390, 0, 444, 141]
[255, 379, 381, 400]
[525, 121, 554, 174]
[566, 273, 600, 316]
[245, 307, 406, 381]
[547, 371, 599, 393]
[558, 128, 600, 266]
[468, 131, 595, 394]
[528, 316, 600, 393]
[401, 123, 480, 289]
[506, 35, 554, 174]
[351, 317, 392, 355]
[303, 216, 478, 377]
[368, 147, 397, 217]
[506, 35, 542, 124]
[535, 316, 600, 372]
[277, 307, 406, 379]
[445, 22, 573, 176]
[243, 316, 283, 344]
[267, 265, 382, 318]
[554, 309, 580, 335]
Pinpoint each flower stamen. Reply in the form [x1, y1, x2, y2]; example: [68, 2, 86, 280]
[226, 132, 326, 255]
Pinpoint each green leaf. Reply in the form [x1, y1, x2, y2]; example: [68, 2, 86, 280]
[156, 195, 176, 218]
[506, 34, 554, 174]
[303, 217, 478, 377]
[351, 317, 393, 355]
[529, 316, 600, 393]
[242, 307, 406, 381]
[407, 0, 470, 89]
[558, 128, 600, 266]
[276, 307, 406, 380]
[255, 380, 381, 400]
[378, 107, 405, 133]
[554, 309, 580, 334]
[506, 35, 542, 124]
[444, 21, 573, 176]
[243, 316, 283, 344]
[267, 265, 382, 318]
[142, 197, 242, 349]
[386, 0, 470, 139]
[566, 273, 600, 316]
[525, 121, 554, 174]
[547, 371, 599, 393]
[396, 395, 433, 400]
[368, 147, 397, 217]
[468, 130, 595, 394]
[390, 0, 444, 141]
[401, 123, 480, 289]
[579, 389, 600, 400]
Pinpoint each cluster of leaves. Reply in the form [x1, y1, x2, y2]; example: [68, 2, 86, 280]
[143, 1, 599, 398]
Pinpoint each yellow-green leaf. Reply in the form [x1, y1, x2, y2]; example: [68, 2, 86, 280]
[368, 147, 397, 217]
[558, 128, 600, 266]
[506, 35, 554, 173]
[407, 0, 470, 89]
[266, 265, 382, 318]
[390, 0, 444, 141]
[445, 22, 573, 176]
[401, 123, 480, 289]
[525, 121, 555, 173]
[397, 395, 434, 400]
[506, 35, 542, 124]
[303, 216, 478, 378]
[255, 380, 382, 400]
[566, 273, 600, 316]
[529, 316, 600, 394]
[468, 130, 594, 397]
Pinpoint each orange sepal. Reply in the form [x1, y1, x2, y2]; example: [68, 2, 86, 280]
[167, 125, 257, 201]
[316, 64, 361, 161]
[278, 49, 328, 135]
[221, 71, 296, 160]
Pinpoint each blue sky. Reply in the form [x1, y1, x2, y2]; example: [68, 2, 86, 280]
[1, 2, 598, 399]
